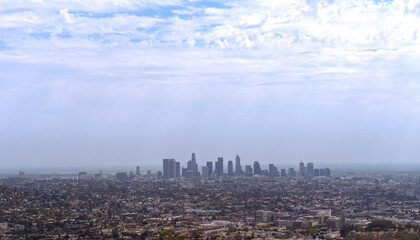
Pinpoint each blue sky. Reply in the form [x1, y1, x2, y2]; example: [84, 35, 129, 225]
[1, 0, 420, 168]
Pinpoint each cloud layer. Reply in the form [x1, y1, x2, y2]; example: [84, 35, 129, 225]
[1, 0, 420, 168]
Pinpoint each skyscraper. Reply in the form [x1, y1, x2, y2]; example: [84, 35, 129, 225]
[202, 166, 209, 178]
[163, 159, 180, 179]
[235, 155, 242, 175]
[206, 161, 213, 178]
[299, 162, 306, 178]
[228, 160, 234, 176]
[187, 153, 198, 173]
[325, 168, 331, 178]
[269, 164, 279, 178]
[215, 157, 224, 177]
[253, 161, 261, 175]
[245, 165, 253, 176]
[307, 162, 314, 179]
[288, 168, 296, 177]
[314, 168, 320, 177]
[136, 165, 141, 176]
[280, 169, 287, 178]
[184, 153, 199, 178]
[175, 162, 181, 178]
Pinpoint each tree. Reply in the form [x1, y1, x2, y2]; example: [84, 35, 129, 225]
[367, 220, 395, 232]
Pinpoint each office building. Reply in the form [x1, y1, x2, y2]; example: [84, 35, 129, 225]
[175, 162, 181, 178]
[235, 155, 242, 175]
[202, 166, 209, 178]
[215, 157, 224, 177]
[253, 161, 261, 175]
[269, 164, 279, 178]
[288, 168, 296, 177]
[299, 162, 306, 178]
[245, 165, 253, 176]
[320, 168, 325, 176]
[281, 169, 287, 178]
[163, 158, 180, 179]
[136, 165, 141, 176]
[187, 153, 199, 173]
[228, 160, 234, 176]
[307, 162, 314, 179]
[314, 168, 320, 177]
[19, 171, 24, 179]
[78, 172, 87, 179]
[325, 168, 331, 177]
[116, 172, 128, 180]
[256, 210, 275, 223]
[206, 161, 213, 178]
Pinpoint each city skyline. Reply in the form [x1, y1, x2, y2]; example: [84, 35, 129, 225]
[1, 1, 420, 239]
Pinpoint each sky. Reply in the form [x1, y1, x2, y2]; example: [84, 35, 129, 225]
[1, 0, 420, 169]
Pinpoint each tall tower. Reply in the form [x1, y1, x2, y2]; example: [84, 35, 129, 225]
[235, 155, 242, 175]
[215, 157, 224, 177]
[269, 164, 278, 177]
[245, 165, 253, 176]
[307, 162, 314, 179]
[206, 161, 213, 178]
[253, 161, 261, 175]
[202, 166, 209, 178]
[163, 159, 178, 179]
[228, 160, 234, 176]
[136, 166, 141, 176]
[324, 168, 331, 178]
[299, 162, 306, 178]
[187, 153, 198, 172]
[175, 162, 180, 178]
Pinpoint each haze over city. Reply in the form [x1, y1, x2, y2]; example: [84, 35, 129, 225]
[1, 0, 420, 169]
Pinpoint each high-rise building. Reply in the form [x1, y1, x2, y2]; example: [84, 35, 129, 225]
[228, 160, 234, 176]
[314, 168, 320, 177]
[215, 157, 224, 177]
[78, 172, 87, 179]
[245, 165, 253, 176]
[184, 153, 199, 178]
[235, 155, 242, 175]
[163, 159, 180, 179]
[324, 168, 331, 178]
[19, 171, 24, 179]
[187, 153, 199, 172]
[202, 166, 209, 178]
[206, 161, 213, 178]
[280, 169, 287, 178]
[269, 164, 279, 177]
[163, 159, 171, 178]
[320, 168, 325, 176]
[116, 172, 128, 180]
[136, 166, 141, 176]
[307, 162, 314, 179]
[175, 162, 181, 178]
[254, 161, 261, 175]
[299, 162, 306, 178]
[288, 168, 296, 177]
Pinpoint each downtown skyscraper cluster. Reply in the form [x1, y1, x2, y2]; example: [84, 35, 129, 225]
[162, 153, 331, 180]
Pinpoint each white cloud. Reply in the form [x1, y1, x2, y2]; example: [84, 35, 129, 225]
[0, 0, 419, 88]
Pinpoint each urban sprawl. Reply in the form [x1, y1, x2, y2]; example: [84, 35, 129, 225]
[1, 154, 420, 239]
